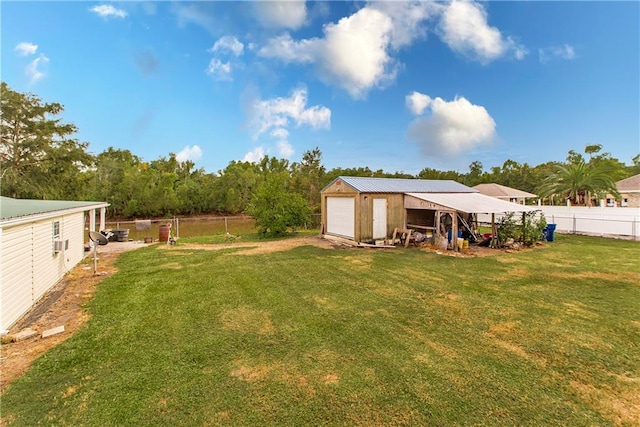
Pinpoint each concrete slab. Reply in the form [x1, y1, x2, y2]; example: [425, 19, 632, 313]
[12, 328, 38, 341]
[42, 325, 65, 338]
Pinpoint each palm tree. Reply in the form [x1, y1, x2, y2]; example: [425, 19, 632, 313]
[537, 160, 619, 206]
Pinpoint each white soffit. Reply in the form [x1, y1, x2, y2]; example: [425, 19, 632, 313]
[406, 192, 539, 214]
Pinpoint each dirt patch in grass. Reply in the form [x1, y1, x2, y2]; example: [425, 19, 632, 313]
[230, 363, 273, 383]
[0, 237, 333, 394]
[0, 251, 121, 394]
[221, 306, 276, 335]
[165, 235, 335, 256]
[570, 380, 640, 426]
[551, 271, 640, 285]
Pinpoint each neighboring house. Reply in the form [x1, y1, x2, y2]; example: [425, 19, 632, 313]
[608, 174, 640, 208]
[472, 183, 537, 205]
[320, 176, 537, 245]
[0, 197, 108, 331]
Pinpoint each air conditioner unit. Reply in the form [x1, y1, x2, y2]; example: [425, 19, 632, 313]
[53, 239, 69, 252]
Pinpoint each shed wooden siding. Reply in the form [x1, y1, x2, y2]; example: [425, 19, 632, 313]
[1, 212, 85, 330]
[322, 190, 406, 242]
[357, 193, 404, 241]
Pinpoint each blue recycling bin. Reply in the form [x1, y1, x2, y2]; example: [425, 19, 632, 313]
[447, 229, 463, 243]
[545, 223, 557, 242]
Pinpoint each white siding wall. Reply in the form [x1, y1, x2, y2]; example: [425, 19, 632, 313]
[1, 211, 86, 330]
[0, 226, 33, 331]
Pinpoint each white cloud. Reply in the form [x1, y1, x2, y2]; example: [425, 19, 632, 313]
[249, 87, 330, 139]
[258, 3, 440, 99]
[243, 146, 265, 163]
[405, 91, 432, 116]
[539, 44, 576, 63]
[437, 1, 526, 64]
[210, 36, 244, 57]
[176, 145, 203, 163]
[368, 1, 440, 49]
[407, 95, 496, 157]
[259, 7, 398, 98]
[247, 87, 330, 160]
[26, 55, 49, 84]
[258, 33, 316, 63]
[277, 141, 295, 158]
[90, 4, 128, 19]
[173, 3, 216, 33]
[206, 59, 233, 81]
[15, 42, 38, 56]
[254, 1, 307, 30]
[270, 128, 289, 140]
[270, 128, 294, 158]
[317, 8, 397, 98]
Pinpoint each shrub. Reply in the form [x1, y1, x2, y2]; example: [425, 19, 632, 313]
[248, 173, 312, 238]
[497, 212, 547, 246]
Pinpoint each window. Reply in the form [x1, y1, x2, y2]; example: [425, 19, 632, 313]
[52, 221, 61, 254]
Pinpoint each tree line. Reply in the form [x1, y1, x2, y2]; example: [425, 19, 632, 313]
[2, 82, 639, 220]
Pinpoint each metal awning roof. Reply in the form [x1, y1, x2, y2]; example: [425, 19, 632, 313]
[0, 196, 109, 228]
[323, 176, 476, 193]
[406, 193, 539, 214]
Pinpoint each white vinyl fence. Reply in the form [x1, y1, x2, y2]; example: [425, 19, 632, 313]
[479, 206, 640, 240]
[537, 206, 640, 240]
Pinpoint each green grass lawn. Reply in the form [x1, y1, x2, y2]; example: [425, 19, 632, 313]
[2, 234, 639, 426]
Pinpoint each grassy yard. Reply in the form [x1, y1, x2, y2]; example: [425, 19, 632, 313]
[2, 234, 639, 426]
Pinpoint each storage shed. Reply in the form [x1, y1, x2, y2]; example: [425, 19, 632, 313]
[0, 197, 108, 331]
[321, 176, 537, 246]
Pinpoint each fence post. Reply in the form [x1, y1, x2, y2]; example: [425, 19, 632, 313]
[573, 215, 577, 235]
[225, 217, 228, 234]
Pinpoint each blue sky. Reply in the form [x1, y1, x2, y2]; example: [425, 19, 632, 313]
[2, 1, 639, 175]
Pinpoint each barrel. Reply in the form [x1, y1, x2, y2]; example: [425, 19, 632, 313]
[159, 225, 171, 242]
[113, 229, 129, 242]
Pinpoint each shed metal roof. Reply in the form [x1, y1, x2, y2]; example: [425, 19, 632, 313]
[324, 176, 476, 194]
[0, 196, 108, 222]
[406, 192, 539, 214]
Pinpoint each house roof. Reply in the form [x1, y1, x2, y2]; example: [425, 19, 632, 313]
[406, 193, 539, 214]
[616, 174, 640, 193]
[0, 196, 108, 226]
[472, 183, 537, 199]
[324, 176, 476, 194]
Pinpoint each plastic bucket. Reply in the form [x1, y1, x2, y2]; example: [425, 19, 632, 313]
[463, 239, 469, 250]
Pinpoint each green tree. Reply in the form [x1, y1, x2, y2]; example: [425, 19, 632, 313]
[212, 161, 261, 214]
[292, 147, 325, 212]
[248, 172, 311, 237]
[0, 82, 92, 199]
[86, 147, 141, 217]
[537, 151, 619, 206]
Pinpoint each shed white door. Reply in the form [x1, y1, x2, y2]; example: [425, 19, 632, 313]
[373, 198, 387, 239]
[326, 197, 355, 239]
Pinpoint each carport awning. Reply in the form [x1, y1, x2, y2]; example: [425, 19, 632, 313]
[406, 192, 539, 214]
